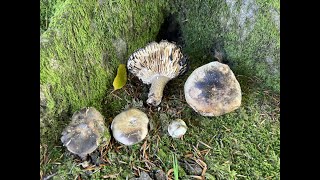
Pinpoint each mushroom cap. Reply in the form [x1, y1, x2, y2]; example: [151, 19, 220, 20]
[127, 40, 188, 84]
[61, 107, 106, 157]
[111, 108, 149, 146]
[168, 119, 188, 138]
[184, 61, 242, 116]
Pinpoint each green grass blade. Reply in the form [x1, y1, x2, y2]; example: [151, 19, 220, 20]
[172, 153, 179, 180]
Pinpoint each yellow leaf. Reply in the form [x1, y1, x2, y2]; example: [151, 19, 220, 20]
[113, 64, 127, 90]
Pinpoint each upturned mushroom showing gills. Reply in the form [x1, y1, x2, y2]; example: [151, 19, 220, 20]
[184, 61, 242, 116]
[127, 40, 188, 106]
[111, 108, 149, 146]
[61, 107, 106, 158]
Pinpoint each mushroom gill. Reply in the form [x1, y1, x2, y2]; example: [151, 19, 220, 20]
[127, 40, 188, 106]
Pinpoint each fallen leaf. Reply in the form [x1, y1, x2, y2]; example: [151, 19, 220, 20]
[113, 64, 127, 90]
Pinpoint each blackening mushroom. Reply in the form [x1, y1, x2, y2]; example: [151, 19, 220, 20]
[127, 40, 188, 106]
[184, 61, 242, 116]
[61, 107, 107, 158]
[111, 108, 149, 146]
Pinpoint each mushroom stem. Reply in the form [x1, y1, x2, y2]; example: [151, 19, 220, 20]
[147, 76, 171, 106]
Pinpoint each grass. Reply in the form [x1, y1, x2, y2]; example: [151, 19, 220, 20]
[172, 153, 179, 180]
[40, 61, 280, 180]
[40, 0, 280, 179]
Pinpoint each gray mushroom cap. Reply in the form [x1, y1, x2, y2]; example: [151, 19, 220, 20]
[111, 108, 149, 146]
[61, 107, 106, 158]
[184, 61, 242, 116]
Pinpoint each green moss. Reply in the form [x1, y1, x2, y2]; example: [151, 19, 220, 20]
[256, 0, 280, 9]
[170, 0, 280, 92]
[41, 1, 279, 179]
[223, 7, 280, 91]
[40, 0, 167, 144]
[40, 0, 66, 33]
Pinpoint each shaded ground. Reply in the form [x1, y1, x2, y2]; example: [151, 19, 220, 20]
[40, 1, 279, 180]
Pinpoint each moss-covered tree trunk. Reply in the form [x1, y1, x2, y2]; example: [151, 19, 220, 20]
[40, 0, 168, 144]
[172, 0, 280, 92]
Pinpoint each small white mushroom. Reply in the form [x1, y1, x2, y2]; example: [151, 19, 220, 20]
[127, 40, 188, 106]
[168, 119, 188, 138]
[111, 108, 149, 146]
[61, 107, 107, 158]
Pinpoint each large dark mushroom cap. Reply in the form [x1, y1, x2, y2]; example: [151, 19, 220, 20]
[61, 107, 106, 157]
[184, 61, 242, 116]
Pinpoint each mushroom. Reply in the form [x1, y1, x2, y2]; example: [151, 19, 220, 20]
[61, 107, 107, 158]
[127, 40, 188, 106]
[184, 61, 242, 116]
[111, 108, 149, 146]
[168, 119, 188, 138]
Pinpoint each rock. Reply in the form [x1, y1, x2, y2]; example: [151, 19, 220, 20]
[184, 61, 242, 116]
[182, 159, 203, 176]
[130, 171, 152, 180]
[151, 169, 167, 180]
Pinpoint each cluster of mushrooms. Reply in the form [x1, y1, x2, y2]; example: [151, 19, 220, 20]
[61, 40, 242, 158]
